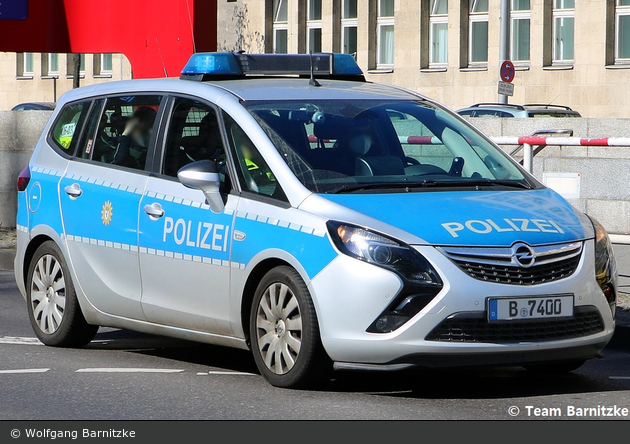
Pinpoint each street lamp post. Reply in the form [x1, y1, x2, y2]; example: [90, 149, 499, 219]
[498, 0, 510, 104]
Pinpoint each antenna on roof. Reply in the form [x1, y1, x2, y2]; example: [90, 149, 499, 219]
[309, 51, 321, 87]
[155, 38, 168, 77]
[546, 93, 561, 108]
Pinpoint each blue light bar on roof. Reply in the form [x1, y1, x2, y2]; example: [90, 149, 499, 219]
[180, 52, 364, 81]
[332, 54, 363, 76]
[181, 53, 243, 76]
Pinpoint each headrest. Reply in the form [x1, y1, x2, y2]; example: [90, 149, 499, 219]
[180, 135, 201, 148]
[348, 134, 372, 156]
[312, 115, 344, 140]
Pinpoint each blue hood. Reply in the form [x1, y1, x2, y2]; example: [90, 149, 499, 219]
[322, 189, 590, 246]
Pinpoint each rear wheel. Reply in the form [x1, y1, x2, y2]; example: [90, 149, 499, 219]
[250, 266, 331, 388]
[524, 360, 586, 375]
[26, 241, 98, 347]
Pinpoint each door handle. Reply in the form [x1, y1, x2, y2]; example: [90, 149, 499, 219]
[64, 183, 82, 199]
[144, 202, 164, 220]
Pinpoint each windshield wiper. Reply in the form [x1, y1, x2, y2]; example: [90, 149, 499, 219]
[435, 179, 533, 189]
[331, 181, 447, 193]
[331, 178, 532, 193]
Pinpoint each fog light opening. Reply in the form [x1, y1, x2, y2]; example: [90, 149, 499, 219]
[371, 314, 410, 333]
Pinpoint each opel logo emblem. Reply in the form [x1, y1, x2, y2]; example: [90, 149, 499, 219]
[512, 243, 536, 268]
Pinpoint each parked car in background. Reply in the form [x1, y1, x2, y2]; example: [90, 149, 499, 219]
[457, 103, 581, 118]
[11, 102, 56, 111]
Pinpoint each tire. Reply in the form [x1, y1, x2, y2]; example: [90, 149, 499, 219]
[524, 360, 586, 375]
[249, 266, 331, 388]
[26, 241, 98, 347]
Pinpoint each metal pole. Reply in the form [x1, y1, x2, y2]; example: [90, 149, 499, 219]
[523, 143, 533, 173]
[72, 54, 81, 89]
[498, 0, 510, 104]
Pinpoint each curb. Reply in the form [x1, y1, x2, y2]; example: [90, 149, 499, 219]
[0, 249, 15, 271]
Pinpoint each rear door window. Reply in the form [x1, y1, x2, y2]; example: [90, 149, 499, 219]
[90, 95, 163, 170]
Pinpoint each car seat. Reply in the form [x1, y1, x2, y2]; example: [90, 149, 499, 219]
[350, 133, 405, 176]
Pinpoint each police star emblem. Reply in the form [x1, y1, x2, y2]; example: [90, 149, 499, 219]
[101, 201, 113, 226]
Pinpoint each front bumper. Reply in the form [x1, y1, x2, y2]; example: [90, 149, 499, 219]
[308, 239, 615, 366]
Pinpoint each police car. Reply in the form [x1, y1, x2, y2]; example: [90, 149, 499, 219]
[14, 53, 617, 388]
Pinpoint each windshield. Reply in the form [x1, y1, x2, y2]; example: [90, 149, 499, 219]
[244, 100, 532, 194]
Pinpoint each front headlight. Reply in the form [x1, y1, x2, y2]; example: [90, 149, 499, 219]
[589, 216, 617, 315]
[327, 221, 443, 333]
[326, 221, 442, 286]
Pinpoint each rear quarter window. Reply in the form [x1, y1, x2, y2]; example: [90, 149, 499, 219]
[50, 102, 90, 154]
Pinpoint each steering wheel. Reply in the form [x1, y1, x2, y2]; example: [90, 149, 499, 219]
[404, 156, 421, 166]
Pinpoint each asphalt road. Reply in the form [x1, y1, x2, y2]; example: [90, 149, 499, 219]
[1, 270, 630, 420]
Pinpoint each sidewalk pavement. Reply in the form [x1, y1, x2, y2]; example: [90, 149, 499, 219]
[613, 243, 630, 297]
[0, 248, 13, 271]
[609, 243, 630, 349]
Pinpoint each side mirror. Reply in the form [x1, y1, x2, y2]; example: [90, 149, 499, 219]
[177, 160, 225, 213]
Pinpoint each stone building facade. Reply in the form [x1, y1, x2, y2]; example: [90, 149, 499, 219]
[0, 53, 132, 110]
[217, 0, 630, 118]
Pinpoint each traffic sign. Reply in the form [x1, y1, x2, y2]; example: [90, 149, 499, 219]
[0, 0, 28, 20]
[500, 60, 515, 83]
[498, 81, 514, 97]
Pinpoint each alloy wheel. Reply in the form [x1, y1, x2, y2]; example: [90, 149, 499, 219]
[255, 282, 302, 375]
[30, 254, 66, 334]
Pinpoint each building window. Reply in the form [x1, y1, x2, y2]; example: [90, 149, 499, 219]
[341, 0, 358, 57]
[553, 0, 574, 62]
[17, 52, 34, 78]
[429, 0, 448, 66]
[307, 0, 322, 53]
[47, 53, 60, 76]
[377, 0, 395, 68]
[616, 0, 630, 61]
[469, 0, 489, 64]
[101, 54, 113, 72]
[511, 0, 531, 62]
[93, 53, 114, 77]
[66, 54, 86, 78]
[273, 0, 288, 54]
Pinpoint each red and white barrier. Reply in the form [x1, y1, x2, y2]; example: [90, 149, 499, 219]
[310, 134, 630, 174]
[396, 135, 630, 173]
[490, 136, 630, 146]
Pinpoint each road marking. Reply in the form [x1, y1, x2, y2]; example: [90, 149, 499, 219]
[609, 376, 630, 380]
[0, 336, 43, 346]
[76, 368, 185, 373]
[0, 368, 49, 374]
[196, 371, 257, 376]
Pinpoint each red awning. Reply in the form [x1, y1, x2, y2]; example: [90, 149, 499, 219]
[0, 0, 217, 78]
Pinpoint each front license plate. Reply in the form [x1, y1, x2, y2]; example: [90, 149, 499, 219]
[487, 295, 574, 321]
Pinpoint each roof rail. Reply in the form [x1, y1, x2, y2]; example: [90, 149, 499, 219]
[522, 104, 574, 110]
[469, 103, 525, 110]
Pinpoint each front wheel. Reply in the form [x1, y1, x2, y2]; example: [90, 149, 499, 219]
[26, 241, 98, 347]
[250, 266, 331, 388]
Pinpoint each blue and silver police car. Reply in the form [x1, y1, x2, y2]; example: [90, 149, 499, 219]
[14, 53, 617, 388]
